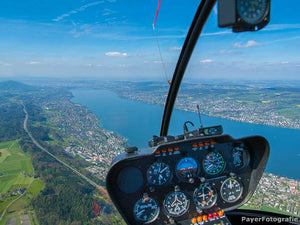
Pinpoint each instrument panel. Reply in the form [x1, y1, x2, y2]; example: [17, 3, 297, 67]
[106, 134, 269, 225]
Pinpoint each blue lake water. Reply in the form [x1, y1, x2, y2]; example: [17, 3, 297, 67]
[71, 89, 300, 180]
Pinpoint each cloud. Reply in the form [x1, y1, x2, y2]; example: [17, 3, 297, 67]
[28, 61, 40, 65]
[105, 52, 128, 57]
[219, 50, 232, 54]
[265, 36, 300, 45]
[281, 61, 289, 64]
[202, 31, 231, 37]
[233, 40, 261, 48]
[102, 8, 116, 16]
[53, 1, 104, 22]
[168, 46, 182, 51]
[264, 24, 300, 32]
[0, 61, 11, 66]
[70, 24, 94, 38]
[200, 59, 213, 63]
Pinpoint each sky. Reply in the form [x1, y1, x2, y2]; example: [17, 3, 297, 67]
[0, 0, 300, 81]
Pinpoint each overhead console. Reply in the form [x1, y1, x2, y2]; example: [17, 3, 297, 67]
[106, 132, 270, 225]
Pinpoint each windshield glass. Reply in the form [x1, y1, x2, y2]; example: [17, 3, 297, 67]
[169, 0, 300, 216]
[0, 0, 299, 224]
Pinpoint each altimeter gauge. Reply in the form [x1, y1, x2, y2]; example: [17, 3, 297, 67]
[147, 162, 172, 186]
[163, 191, 189, 217]
[133, 196, 160, 223]
[221, 178, 243, 203]
[194, 184, 217, 209]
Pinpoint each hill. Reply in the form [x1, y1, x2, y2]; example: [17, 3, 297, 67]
[0, 80, 37, 92]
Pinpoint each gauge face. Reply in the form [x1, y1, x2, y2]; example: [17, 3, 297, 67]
[221, 178, 243, 203]
[133, 197, 160, 223]
[176, 157, 198, 182]
[164, 191, 189, 217]
[203, 152, 225, 175]
[147, 162, 171, 186]
[232, 145, 249, 169]
[237, 0, 268, 25]
[194, 184, 217, 209]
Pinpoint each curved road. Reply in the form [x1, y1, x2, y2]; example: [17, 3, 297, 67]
[22, 104, 101, 189]
[0, 178, 35, 222]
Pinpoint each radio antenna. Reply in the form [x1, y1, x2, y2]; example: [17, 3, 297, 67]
[197, 104, 203, 129]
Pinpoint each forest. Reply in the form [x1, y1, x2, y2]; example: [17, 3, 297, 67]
[0, 81, 124, 224]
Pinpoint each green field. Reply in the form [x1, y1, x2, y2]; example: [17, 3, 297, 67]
[0, 140, 34, 194]
[0, 175, 33, 194]
[0, 141, 34, 176]
[0, 140, 43, 225]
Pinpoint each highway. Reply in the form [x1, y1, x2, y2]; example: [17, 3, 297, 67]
[22, 104, 101, 189]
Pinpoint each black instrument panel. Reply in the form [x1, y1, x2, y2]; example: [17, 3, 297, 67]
[106, 135, 269, 225]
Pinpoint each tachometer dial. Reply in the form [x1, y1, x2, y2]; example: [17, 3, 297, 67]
[133, 196, 160, 223]
[237, 0, 268, 25]
[147, 162, 171, 186]
[163, 191, 189, 217]
[203, 152, 225, 175]
[221, 178, 243, 203]
[194, 184, 217, 209]
[176, 157, 198, 182]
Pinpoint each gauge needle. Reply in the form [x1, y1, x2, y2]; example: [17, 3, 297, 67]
[229, 180, 233, 189]
[160, 166, 167, 173]
[136, 209, 145, 216]
[159, 174, 163, 181]
[206, 164, 213, 170]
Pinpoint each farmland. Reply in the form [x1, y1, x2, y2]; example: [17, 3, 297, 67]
[0, 140, 43, 225]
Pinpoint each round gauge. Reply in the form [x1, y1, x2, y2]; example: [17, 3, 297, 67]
[232, 145, 249, 169]
[133, 197, 160, 223]
[176, 157, 198, 182]
[203, 152, 225, 175]
[194, 184, 217, 209]
[221, 178, 243, 203]
[147, 162, 171, 186]
[164, 191, 189, 217]
[237, 0, 268, 25]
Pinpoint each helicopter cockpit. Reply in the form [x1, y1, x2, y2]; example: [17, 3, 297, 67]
[106, 1, 299, 224]
[107, 128, 269, 225]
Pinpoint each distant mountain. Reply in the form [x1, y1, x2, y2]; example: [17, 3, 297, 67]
[0, 80, 38, 91]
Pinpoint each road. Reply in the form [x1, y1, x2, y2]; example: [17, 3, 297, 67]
[0, 178, 35, 222]
[22, 104, 100, 189]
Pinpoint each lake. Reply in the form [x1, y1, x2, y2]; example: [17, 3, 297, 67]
[71, 89, 300, 180]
